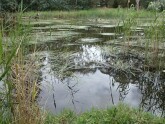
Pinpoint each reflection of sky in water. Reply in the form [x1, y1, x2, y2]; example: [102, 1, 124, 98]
[74, 45, 106, 67]
[38, 51, 142, 114]
[28, 20, 165, 117]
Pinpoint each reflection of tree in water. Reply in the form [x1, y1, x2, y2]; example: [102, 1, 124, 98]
[108, 76, 130, 105]
[117, 82, 130, 101]
[101, 67, 165, 117]
[46, 42, 165, 116]
[138, 71, 165, 117]
[107, 69, 132, 103]
[64, 78, 79, 110]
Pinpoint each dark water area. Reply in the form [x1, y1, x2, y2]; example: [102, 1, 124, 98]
[27, 19, 165, 116]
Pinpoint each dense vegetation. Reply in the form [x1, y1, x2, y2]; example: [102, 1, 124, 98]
[0, 0, 165, 123]
[0, 0, 160, 12]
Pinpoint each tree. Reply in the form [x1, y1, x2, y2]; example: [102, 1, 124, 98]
[0, 0, 18, 12]
[136, 0, 140, 10]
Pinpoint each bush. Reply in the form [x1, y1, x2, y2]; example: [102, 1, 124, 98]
[0, 0, 18, 12]
[147, 1, 164, 12]
[0, 0, 98, 12]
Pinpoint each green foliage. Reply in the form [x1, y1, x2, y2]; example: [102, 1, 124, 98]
[0, 32, 2, 64]
[0, 23, 17, 124]
[0, 10, 29, 123]
[1, 0, 163, 11]
[140, 0, 152, 8]
[0, 0, 97, 11]
[0, 0, 17, 11]
[37, 0, 68, 11]
[147, 1, 164, 12]
[45, 104, 165, 124]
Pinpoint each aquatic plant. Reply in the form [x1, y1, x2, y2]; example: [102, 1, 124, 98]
[143, 12, 165, 69]
[1, 8, 165, 123]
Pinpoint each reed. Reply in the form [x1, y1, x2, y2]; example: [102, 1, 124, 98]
[11, 49, 44, 124]
[143, 12, 165, 69]
[0, 8, 165, 123]
[0, 10, 44, 124]
[23, 8, 156, 20]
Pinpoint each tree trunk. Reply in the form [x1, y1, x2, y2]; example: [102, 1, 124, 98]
[127, 0, 130, 8]
[136, 0, 140, 10]
[75, 0, 77, 8]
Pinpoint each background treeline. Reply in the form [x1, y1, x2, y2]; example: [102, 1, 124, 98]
[0, 0, 164, 12]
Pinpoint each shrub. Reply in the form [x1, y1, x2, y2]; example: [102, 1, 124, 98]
[147, 1, 164, 12]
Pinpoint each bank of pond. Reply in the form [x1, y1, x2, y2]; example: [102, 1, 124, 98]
[45, 104, 165, 124]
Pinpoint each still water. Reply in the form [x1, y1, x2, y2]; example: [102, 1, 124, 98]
[27, 18, 165, 116]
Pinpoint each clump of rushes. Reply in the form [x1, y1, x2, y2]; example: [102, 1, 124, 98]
[45, 104, 165, 124]
[0, 11, 44, 124]
[10, 49, 44, 124]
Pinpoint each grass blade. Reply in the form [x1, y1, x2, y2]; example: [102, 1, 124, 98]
[0, 32, 2, 64]
[0, 67, 10, 81]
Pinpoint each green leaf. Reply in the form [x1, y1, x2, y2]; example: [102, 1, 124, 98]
[0, 32, 2, 64]
[0, 66, 10, 81]
[0, 47, 18, 81]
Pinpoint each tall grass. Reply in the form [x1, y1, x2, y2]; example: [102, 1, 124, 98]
[11, 49, 44, 124]
[0, 8, 164, 123]
[23, 8, 157, 20]
[0, 13, 17, 124]
[144, 14, 165, 69]
[112, 8, 165, 70]
[0, 11, 44, 124]
[0, 32, 2, 64]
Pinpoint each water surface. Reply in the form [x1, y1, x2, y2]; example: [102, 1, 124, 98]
[27, 18, 165, 116]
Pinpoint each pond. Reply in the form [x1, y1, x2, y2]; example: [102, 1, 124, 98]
[26, 18, 165, 116]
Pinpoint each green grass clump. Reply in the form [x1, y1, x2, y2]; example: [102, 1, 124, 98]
[45, 104, 165, 124]
[0, 12, 44, 124]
